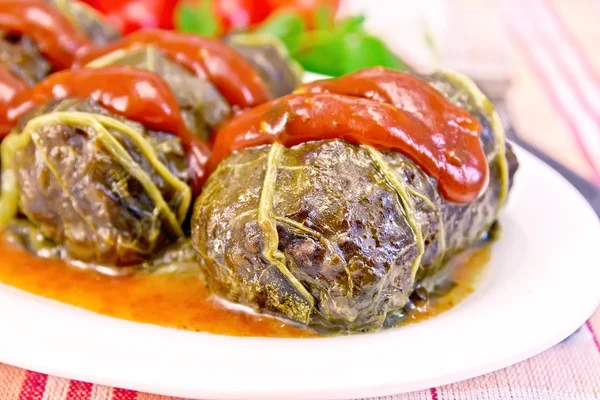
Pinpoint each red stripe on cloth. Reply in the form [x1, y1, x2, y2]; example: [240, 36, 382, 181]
[503, 20, 600, 182]
[544, 0, 600, 89]
[531, 0, 600, 142]
[18, 370, 48, 400]
[430, 387, 439, 400]
[112, 388, 138, 400]
[586, 320, 600, 353]
[65, 380, 93, 400]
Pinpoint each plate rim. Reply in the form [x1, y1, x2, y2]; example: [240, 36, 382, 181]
[0, 145, 598, 399]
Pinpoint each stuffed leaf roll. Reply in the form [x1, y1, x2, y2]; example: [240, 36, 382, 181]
[224, 34, 303, 98]
[84, 46, 231, 142]
[0, 0, 119, 118]
[48, 0, 120, 45]
[191, 68, 519, 332]
[0, 35, 50, 86]
[7, 99, 190, 266]
[74, 30, 273, 111]
[0, 0, 117, 74]
[0, 67, 203, 266]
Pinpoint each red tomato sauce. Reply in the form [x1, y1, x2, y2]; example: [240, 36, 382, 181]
[1, 67, 210, 193]
[212, 68, 488, 203]
[0, 237, 489, 337]
[74, 29, 272, 109]
[295, 68, 489, 202]
[0, 0, 92, 69]
[0, 65, 27, 133]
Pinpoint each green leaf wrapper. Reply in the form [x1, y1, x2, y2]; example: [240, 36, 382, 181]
[1, 100, 191, 267]
[51, 0, 120, 45]
[191, 71, 519, 332]
[84, 45, 231, 141]
[225, 33, 303, 97]
[0, 35, 50, 85]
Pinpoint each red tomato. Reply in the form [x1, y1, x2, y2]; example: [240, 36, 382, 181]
[215, 0, 259, 32]
[250, 0, 273, 23]
[89, 0, 177, 34]
[175, 0, 274, 35]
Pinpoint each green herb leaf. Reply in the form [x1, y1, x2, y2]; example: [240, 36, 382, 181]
[249, 11, 408, 77]
[340, 33, 406, 73]
[314, 4, 333, 30]
[293, 30, 345, 76]
[254, 11, 306, 52]
[336, 15, 366, 34]
[290, 14, 406, 76]
[175, 4, 199, 33]
[175, 1, 220, 37]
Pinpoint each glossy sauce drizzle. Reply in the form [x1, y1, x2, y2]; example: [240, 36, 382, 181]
[74, 29, 272, 109]
[0, 237, 489, 337]
[212, 69, 488, 203]
[0, 65, 26, 133]
[1, 67, 211, 192]
[297, 69, 489, 202]
[0, 0, 92, 69]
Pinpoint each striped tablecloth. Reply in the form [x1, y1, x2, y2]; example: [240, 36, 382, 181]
[2, 0, 600, 399]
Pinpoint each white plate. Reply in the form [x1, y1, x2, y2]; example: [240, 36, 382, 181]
[1, 146, 599, 399]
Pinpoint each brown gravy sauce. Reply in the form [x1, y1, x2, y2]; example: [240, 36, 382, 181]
[0, 238, 489, 337]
